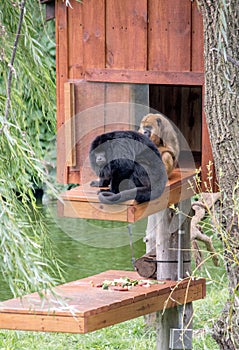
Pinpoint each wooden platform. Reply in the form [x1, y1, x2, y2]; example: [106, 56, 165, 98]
[0, 270, 205, 334]
[58, 168, 196, 222]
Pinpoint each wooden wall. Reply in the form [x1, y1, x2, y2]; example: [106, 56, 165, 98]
[55, 0, 213, 185]
[63, 0, 203, 77]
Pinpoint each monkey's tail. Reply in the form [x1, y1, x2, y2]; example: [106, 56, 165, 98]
[98, 188, 139, 204]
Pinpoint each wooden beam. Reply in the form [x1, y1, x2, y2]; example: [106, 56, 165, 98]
[85, 69, 204, 86]
[64, 82, 76, 167]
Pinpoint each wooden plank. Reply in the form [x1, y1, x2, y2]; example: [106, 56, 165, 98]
[148, 0, 191, 71]
[0, 313, 85, 333]
[85, 69, 204, 85]
[62, 200, 129, 222]
[104, 84, 134, 131]
[64, 82, 76, 166]
[84, 283, 204, 333]
[67, 0, 105, 75]
[0, 271, 202, 316]
[56, 1, 69, 183]
[69, 81, 105, 184]
[59, 168, 196, 222]
[0, 282, 203, 334]
[67, 0, 84, 79]
[191, 1, 204, 72]
[82, 0, 105, 69]
[106, 0, 147, 69]
[0, 270, 206, 334]
[66, 0, 107, 74]
[60, 169, 195, 202]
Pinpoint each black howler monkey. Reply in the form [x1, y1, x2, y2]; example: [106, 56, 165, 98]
[89, 130, 167, 204]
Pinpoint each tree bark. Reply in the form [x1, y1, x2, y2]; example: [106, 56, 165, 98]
[197, 1, 239, 348]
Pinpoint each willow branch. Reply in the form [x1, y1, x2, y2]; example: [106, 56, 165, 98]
[226, 54, 239, 69]
[211, 48, 239, 69]
[4, 0, 26, 122]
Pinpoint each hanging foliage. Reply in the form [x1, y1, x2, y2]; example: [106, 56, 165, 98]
[0, 1, 62, 296]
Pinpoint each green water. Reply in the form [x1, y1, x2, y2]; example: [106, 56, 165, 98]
[0, 202, 147, 300]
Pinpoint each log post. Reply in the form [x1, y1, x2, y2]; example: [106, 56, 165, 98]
[146, 199, 192, 350]
[142, 214, 159, 326]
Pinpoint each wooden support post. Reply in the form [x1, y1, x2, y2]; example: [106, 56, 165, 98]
[146, 199, 192, 350]
[143, 214, 159, 326]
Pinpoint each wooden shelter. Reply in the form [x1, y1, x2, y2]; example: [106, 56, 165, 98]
[46, 0, 214, 221]
[0, 3, 208, 346]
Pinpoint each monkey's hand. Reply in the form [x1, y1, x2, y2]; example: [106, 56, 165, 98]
[90, 180, 101, 187]
[161, 151, 174, 177]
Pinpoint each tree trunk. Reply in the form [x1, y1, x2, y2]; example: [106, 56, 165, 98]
[197, 1, 239, 348]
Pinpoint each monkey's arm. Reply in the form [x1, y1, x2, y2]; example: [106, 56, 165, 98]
[158, 146, 176, 177]
[90, 178, 110, 187]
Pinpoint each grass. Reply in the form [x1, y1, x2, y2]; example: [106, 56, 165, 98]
[193, 285, 227, 349]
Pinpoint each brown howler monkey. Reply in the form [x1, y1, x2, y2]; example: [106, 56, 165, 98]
[89, 130, 167, 204]
[138, 113, 180, 177]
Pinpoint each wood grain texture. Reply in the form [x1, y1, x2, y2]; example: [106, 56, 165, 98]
[106, 0, 147, 69]
[67, 0, 84, 79]
[191, 1, 204, 72]
[0, 270, 206, 334]
[85, 69, 204, 85]
[56, 1, 69, 183]
[148, 0, 191, 71]
[64, 82, 76, 166]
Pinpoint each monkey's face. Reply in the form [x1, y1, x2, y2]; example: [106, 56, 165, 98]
[139, 114, 162, 147]
[94, 151, 107, 167]
[140, 124, 152, 138]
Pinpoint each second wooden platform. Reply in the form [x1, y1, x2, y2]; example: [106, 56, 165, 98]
[0, 270, 205, 334]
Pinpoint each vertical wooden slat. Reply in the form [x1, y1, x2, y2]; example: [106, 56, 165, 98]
[106, 0, 147, 69]
[56, 0, 69, 183]
[104, 84, 134, 131]
[148, 0, 191, 71]
[82, 0, 105, 69]
[191, 1, 204, 72]
[68, 0, 105, 79]
[67, 1, 84, 79]
[72, 82, 105, 184]
[64, 82, 76, 167]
